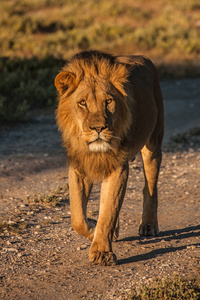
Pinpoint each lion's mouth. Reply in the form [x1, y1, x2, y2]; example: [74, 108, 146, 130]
[88, 138, 111, 152]
[89, 137, 104, 143]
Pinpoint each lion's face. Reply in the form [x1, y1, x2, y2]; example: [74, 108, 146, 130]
[55, 51, 132, 157]
[69, 77, 123, 152]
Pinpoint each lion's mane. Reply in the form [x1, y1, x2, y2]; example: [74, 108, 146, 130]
[56, 51, 132, 180]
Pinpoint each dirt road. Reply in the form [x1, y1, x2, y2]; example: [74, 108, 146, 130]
[0, 79, 200, 299]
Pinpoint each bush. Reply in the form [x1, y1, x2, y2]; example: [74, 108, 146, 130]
[0, 57, 64, 123]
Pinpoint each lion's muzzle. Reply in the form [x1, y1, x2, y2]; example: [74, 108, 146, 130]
[88, 131, 111, 152]
[87, 117, 112, 152]
[88, 139, 111, 152]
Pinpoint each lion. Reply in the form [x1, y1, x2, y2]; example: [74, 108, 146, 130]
[55, 50, 164, 266]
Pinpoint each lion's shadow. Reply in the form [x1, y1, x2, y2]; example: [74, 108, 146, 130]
[117, 224, 200, 265]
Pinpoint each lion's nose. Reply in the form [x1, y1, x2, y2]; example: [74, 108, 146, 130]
[90, 125, 108, 133]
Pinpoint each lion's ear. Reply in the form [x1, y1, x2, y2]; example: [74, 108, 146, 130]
[54, 71, 76, 95]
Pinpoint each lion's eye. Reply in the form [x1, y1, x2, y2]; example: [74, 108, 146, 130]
[79, 100, 86, 106]
[106, 99, 113, 105]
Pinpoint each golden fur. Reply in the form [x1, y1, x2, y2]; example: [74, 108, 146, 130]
[56, 51, 131, 180]
[55, 50, 164, 266]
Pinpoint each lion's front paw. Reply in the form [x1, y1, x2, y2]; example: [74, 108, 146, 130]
[89, 250, 117, 266]
[89, 242, 117, 266]
[139, 223, 159, 237]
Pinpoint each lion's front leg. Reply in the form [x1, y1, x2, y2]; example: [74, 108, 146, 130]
[89, 163, 129, 266]
[69, 165, 95, 241]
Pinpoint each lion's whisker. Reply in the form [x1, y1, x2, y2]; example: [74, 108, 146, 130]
[111, 136, 122, 141]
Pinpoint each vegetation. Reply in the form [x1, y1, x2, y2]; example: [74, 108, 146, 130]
[126, 275, 200, 300]
[0, 56, 64, 123]
[170, 127, 200, 144]
[0, 219, 27, 235]
[27, 184, 69, 207]
[1, 0, 200, 58]
[0, 0, 200, 123]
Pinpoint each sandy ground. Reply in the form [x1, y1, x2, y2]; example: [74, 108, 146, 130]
[0, 79, 200, 299]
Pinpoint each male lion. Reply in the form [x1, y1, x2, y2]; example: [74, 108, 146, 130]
[55, 50, 164, 266]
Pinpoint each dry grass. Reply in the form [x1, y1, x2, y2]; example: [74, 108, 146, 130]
[0, 219, 27, 235]
[27, 185, 69, 207]
[0, 0, 199, 123]
[1, 0, 199, 59]
[126, 275, 200, 300]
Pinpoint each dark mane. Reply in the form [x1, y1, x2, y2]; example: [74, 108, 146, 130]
[71, 50, 117, 66]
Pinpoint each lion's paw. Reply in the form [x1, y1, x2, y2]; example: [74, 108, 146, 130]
[89, 250, 117, 266]
[139, 223, 159, 237]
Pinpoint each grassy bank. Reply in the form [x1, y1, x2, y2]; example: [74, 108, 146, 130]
[126, 275, 200, 300]
[0, 0, 200, 123]
[1, 0, 200, 59]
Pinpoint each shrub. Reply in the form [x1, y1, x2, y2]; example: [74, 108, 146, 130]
[0, 57, 64, 123]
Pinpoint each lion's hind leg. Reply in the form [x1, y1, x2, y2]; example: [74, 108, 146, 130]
[139, 133, 163, 237]
[139, 74, 164, 237]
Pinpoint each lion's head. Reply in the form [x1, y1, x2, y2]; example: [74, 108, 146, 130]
[55, 51, 132, 179]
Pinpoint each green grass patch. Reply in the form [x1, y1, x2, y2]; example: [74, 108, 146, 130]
[126, 275, 200, 300]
